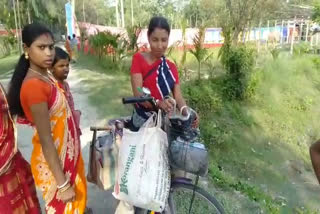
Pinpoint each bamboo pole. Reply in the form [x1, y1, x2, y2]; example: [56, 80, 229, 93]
[131, 0, 134, 27]
[120, 0, 125, 27]
[116, 0, 120, 27]
[12, 0, 20, 54]
[305, 20, 309, 42]
[16, 0, 22, 54]
[82, 0, 86, 23]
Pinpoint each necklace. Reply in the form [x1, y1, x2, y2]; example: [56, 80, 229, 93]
[28, 68, 53, 83]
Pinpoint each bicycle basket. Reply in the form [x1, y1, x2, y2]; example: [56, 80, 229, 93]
[169, 137, 208, 176]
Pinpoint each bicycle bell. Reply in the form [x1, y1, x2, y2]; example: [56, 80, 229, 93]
[138, 87, 151, 97]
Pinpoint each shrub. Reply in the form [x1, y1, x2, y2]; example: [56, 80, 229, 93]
[0, 31, 16, 58]
[312, 56, 320, 69]
[89, 31, 122, 61]
[293, 42, 311, 56]
[270, 47, 281, 60]
[220, 45, 255, 100]
[183, 79, 223, 114]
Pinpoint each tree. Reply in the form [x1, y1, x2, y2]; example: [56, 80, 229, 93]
[312, 2, 320, 23]
[183, 0, 216, 27]
[189, 26, 212, 80]
[211, 0, 284, 44]
[75, 0, 116, 25]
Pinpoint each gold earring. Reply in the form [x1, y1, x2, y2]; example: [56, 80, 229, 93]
[25, 53, 29, 59]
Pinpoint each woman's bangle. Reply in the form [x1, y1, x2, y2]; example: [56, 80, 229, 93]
[57, 179, 69, 189]
[58, 183, 71, 193]
[180, 105, 188, 114]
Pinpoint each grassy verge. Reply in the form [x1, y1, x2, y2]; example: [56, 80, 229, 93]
[74, 53, 132, 119]
[183, 54, 320, 213]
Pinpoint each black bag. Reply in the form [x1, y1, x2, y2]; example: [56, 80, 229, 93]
[169, 138, 208, 176]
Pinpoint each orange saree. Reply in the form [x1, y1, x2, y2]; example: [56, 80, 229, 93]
[20, 77, 87, 214]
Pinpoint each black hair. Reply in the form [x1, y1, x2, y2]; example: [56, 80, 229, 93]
[72, 34, 76, 38]
[147, 16, 170, 37]
[53, 47, 70, 66]
[68, 35, 71, 40]
[7, 23, 53, 117]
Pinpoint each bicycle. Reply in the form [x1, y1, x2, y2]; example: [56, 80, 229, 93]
[89, 88, 225, 214]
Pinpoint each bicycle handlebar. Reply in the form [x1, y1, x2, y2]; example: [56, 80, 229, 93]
[122, 96, 155, 105]
[90, 126, 112, 131]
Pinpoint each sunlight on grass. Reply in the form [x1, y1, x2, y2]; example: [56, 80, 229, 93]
[0, 54, 18, 78]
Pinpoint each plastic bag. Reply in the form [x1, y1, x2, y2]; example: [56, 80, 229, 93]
[113, 110, 170, 212]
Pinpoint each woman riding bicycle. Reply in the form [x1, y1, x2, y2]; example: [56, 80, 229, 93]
[130, 16, 199, 130]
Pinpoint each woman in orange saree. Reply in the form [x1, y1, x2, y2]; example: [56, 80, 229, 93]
[0, 83, 41, 213]
[25, 71, 87, 213]
[8, 23, 87, 214]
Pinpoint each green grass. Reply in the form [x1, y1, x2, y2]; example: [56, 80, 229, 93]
[0, 54, 18, 78]
[183, 53, 320, 213]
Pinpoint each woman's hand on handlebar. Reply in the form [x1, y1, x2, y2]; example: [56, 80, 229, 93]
[157, 99, 175, 113]
[140, 101, 154, 110]
[181, 107, 200, 128]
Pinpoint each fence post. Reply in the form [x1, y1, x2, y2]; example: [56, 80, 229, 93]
[281, 20, 284, 45]
[290, 18, 296, 55]
[305, 20, 309, 42]
[299, 19, 303, 42]
[287, 20, 290, 44]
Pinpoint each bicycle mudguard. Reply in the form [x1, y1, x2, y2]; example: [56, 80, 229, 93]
[171, 177, 193, 185]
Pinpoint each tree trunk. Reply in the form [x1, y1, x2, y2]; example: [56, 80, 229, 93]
[16, 0, 22, 54]
[232, 28, 241, 45]
[116, 0, 120, 27]
[82, 0, 86, 22]
[96, 9, 99, 25]
[27, 3, 31, 24]
[290, 18, 296, 55]
[131, 0, 134, 27]
[120, 0, 125, 27]
[12, 0, 20, 54]
[195, 14, 198, 28]
[198, 61, 201, 80]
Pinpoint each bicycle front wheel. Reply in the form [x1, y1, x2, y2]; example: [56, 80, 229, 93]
[168, 182, 225, 214]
